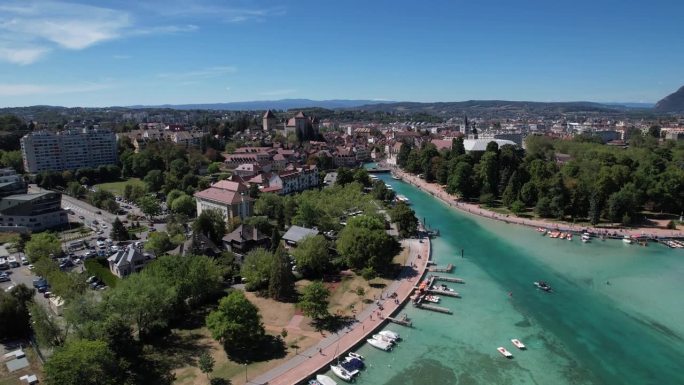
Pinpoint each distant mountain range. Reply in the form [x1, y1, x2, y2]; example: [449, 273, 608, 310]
[654, 86, 684, 112]
[126, 99, 394, 111]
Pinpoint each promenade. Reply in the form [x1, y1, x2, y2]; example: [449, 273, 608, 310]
[390, 167, 684, 239]
[249, 237, 431, 385]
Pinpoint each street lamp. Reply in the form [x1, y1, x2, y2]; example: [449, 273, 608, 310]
[244, 363, 248, 383]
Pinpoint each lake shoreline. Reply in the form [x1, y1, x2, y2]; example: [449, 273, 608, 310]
[387, 164, 684, 240]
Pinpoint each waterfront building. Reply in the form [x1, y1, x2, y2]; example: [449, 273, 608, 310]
[21, 128, 117, 173]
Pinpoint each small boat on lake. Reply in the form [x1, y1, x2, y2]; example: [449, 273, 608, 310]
[511, 339, 526, 350]
[423, 295, 440, 303]
[534, 281, 552, 292]
[347, 352, 364, 360]
[372, 334, 395, 344]
[391, 172, 401, 180]
[367, 336, 392, 351]
[497, 347, 513, 358]
[623, 235, 633, 244]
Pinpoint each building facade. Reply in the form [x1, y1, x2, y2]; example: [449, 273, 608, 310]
[194, 180, 254, 222]
[0, 191, 67, 232]
[21, 128, 118, 173]
[107, 246, 155, 278]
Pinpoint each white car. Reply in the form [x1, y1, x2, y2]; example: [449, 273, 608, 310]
[101, 224, 108, 229]
[20, 256, 29, 265]
[7, 256, 19, 267]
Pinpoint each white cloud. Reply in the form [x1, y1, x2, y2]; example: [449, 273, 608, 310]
[259, 89, 297, 96]
[130, 24, 199, 36]
[112, 54, 131, 60]
[0, 45, 50, 65]
[143, 1, 286, 23]
[0, 82, 112, 96]
[157, 66, 238, 80]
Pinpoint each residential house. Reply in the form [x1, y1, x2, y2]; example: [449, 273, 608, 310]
[107, 246, 155, 278]
[282, 225, 319, 247]
[194, 180, 254, 221]
[222, 224, 270, 254]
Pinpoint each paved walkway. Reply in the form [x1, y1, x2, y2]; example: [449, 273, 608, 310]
[249, 238, 431, 385]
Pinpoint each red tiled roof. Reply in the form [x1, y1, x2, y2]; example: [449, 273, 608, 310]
[212, 180, 247, 192]
[431, 139, 453, 151]
[194, 187, 253, 205]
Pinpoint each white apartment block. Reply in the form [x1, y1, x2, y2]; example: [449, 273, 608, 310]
[21, 129, 118, 173]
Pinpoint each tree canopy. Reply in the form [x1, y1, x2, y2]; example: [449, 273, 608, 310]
[205, 291, 265, 352]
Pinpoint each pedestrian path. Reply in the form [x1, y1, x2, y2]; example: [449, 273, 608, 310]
[250, 238, 430, 385]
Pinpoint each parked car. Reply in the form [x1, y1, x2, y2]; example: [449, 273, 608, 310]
[7, 256, 19, 267]
[78, 215, 85, 219]
[86, 276, 97, 283]
[0, 273, 10, 283]
[20, 256, 28, 265]
[37, 285, 49, 293]
[32, 278, 48, 288]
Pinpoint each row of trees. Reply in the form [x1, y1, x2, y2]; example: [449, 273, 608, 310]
[398, 133, 684, 225]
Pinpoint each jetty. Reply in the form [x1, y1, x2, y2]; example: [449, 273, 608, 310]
[428, 263, 453, 273]
[434, 275, 465, 284]
[386, 314, 413, 327]
[427, 288, 460, 298]
[416, 302, 453, 314]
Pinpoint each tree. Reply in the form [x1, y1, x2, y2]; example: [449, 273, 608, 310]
[268, 246, 295, 301]
[353, 168, 371, 187]
[111, 217, 129, 241]
[397, 143, 412, 168]
[198, 352, 215, 380]
[389, 202, 418, 238]
[447, 162, 474, 199]
[336, 215, 401, 272]
[335, 167, 354, 186]
[144, 169, 165, 192]
[144, 231, 174, 255]
[170, 194, 196, 217]
[535, 196, 553, 218]
[207, 162, 222, 174]
[66, 181, 86, 197]
[240, 248, 275, 291]
[29, 302, 65, 347]
[291, 235, 330, 277]
[105, 272, 176, 339]
[205, 291, 265, 352]
[137, 195, 162, 218]
[44, 339, 126, 385]
[193, 209, 226, 245]
[166, 189, 185, 206]
[0, 285, 33, 339]
[25, 232, 61, 262]
[297, 281, 329, 320]
[254, 193, 284, 227]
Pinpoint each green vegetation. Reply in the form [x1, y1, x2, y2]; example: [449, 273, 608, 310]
[0, 284, 34, 339]
[291, 234, 330, 277]
[24, 232, 62, 262]
[297, 281, 330, 320]
[84, 259, 119, 288]
[206, 291, 266, 359]
[336, 215, 401, 273]
[44, 339, 127, 385]
[96, 178, 144, 196]
[399, 134, 684, 225]
[389, 202, 419, 238]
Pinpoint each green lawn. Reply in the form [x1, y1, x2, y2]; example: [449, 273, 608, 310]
[95, 178, 144, 196]
[85, 258, 119, 288]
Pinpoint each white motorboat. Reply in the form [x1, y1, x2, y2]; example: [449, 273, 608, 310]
[330, 364, 356, 381]
[497, 347, 513, 358]
[396, 194, 410, 204]
[372, 333, 395, 344]
[511, 339, 526, 350]
[379, 330, 400, 341]
[623, 235, 633, 244]
[347, 352, 364, 360]
[533, 281, 552, 292]
[313, 375, 337, 385]
[367, 337, 392, 351]
[423, 295, 440, 303]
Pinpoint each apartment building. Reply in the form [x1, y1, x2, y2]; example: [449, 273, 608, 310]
[21, 128, 118, 173]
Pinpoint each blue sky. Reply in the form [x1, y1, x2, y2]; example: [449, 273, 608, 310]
[0, 0, 682, 107]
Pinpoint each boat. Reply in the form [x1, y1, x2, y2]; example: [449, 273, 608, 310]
[396, 194, 411, 204]
[533, 281, 552, 292]
[372, 334, 395, 344]
[330, 364, 356, 381]
[623, 235, 633, 244]
[347, 352, 364, 360]
[566, 233, 573, 241]
[391, 172, 401, 180]
[379, 330, 401, 341]
[423, 295, 440, 303]
[311, 375, 337, 385]
[511, 339, 526, 350]
[343, 356, 365, 370]
[497, 347, 513, 358]
[367, 337, 392, 351]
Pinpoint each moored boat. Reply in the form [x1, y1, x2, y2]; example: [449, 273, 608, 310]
[330, 364, 356, 381]
[497, 347, 513, 358]
[372, 334, 395, 344]
[379, 330, 401, 341]
[347, 352, 364, 360]
[623, 235, 633, 244]
[423, 295, 440, 303]
[511, 339, 526, 350]
[367, 337, 392, 351]
[313, 375, 337, 385]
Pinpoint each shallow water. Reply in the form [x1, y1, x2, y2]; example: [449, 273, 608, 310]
[324, 172, 684, 385]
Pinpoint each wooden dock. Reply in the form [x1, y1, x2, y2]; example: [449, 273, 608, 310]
[428, 263, 453, 273]
[434, 275, 465, 284]
[427, 289, 460, 298]
[416, 303, 453, 314]
[386, 314, 413, 327]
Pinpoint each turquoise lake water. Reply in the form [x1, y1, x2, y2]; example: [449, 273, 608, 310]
[325, 172, 684, 385]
